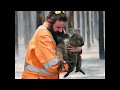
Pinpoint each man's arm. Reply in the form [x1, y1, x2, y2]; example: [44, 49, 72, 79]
[67, 46, 82, 53]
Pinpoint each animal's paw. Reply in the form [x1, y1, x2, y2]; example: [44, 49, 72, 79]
[57, 65, 62, 71]
[75, 69, 85, 75]
[57, 61, 64, 71]
[75, 70, 78, 73]
[64, 73, 68, 78]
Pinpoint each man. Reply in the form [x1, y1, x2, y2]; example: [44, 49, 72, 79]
[22, 11, 82, 79]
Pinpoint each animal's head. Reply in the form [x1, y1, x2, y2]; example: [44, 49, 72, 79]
[67, 28, 74, 37]
[74, 28, 80, 35]
[69, 32, 84, 47]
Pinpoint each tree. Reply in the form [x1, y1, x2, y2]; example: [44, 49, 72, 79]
[81, 11, 85, 40]
[94, 11, 99, 41]
[86, 11, 91, 48]
[23, 11, 29, 49]
[36, 11, 42, 28]
[15, 11, 19, 56]
[98, 11, 105, 59]
[91, 11, 94, 43]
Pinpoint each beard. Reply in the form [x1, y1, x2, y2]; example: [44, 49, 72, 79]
[48, 24, 64, 45]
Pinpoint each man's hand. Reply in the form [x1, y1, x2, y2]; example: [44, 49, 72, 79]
[67, 46, 82, 53]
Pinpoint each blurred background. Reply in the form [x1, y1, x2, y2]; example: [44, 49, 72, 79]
[15, 11, 105, 79]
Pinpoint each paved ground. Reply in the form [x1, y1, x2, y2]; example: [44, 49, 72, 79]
[15, 39, 105, 79]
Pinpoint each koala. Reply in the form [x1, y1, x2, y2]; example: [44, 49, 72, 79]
[56, 28, 85, 78]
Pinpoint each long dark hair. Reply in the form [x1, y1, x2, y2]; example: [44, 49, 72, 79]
[46, 11, 68, 24]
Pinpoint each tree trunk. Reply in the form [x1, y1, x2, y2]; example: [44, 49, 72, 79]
[66, 11, 74, 28]
[91, 11, 94, 43]
[36, 11, 42, 28]
[23, 11, 29, 49]
[15, 11, 19, 56]
[82, 11, 85, 41]
[65, 11, 69, 31]
[86, 11, 91, 48]
[94, 11, 99, 41]
[74, 11, 77, 28]
[77, 11, 80, 29]
[29, 11, 37, 38]
[98, 11, 105, 59]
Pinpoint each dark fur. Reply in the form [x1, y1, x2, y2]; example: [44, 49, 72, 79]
[57, 33, 85, 78]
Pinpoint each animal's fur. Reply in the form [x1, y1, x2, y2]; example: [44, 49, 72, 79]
[56, 30, 85, 78]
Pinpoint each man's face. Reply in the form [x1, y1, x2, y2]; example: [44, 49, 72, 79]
[48, 20, 66, 45]
[52, 20, 66, 33]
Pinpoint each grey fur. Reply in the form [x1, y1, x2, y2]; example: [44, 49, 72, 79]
[56, 30, 85, 78]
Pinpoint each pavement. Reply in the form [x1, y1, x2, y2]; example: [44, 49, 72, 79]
[15, 38, 105, 79]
